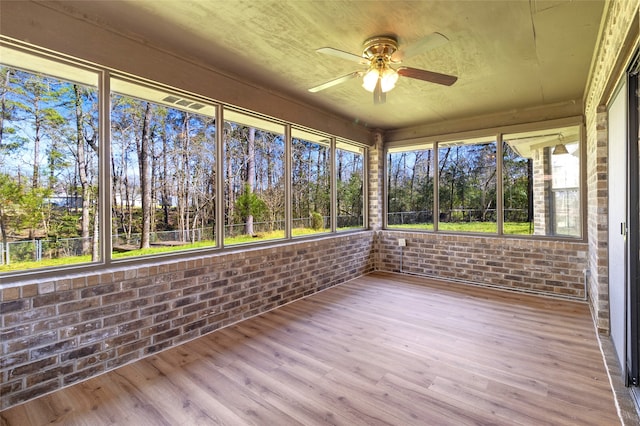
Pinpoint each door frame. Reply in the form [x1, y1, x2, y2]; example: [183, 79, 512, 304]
[628, 58, 640, 386]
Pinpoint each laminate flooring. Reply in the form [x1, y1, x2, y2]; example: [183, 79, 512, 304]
[1, 272, 621, 425]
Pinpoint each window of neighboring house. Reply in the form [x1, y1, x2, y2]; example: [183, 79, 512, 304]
[503, 126, 581, 237]
[336, 140, 366, 231]
[0, 46, 100, 272]
[110, 78, 217, 258]
[291, 129, 331, 236]
[223, 110, 285, 245]
[438, 137, 497, 233]
[386, 144, 435, 230]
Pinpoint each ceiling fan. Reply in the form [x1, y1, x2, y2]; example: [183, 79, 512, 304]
[308, 33, 457, 104]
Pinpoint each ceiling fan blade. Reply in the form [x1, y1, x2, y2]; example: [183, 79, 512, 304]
[391, 32, 449, 62]
[316, 47, 367, 64]
[398, 67, 458, 86]
[308, 71, 361, 93]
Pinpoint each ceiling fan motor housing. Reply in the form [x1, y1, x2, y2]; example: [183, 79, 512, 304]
[362, 36, 399, 62]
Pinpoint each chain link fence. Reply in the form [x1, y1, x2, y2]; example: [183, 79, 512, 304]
[2, 216, 366, 265]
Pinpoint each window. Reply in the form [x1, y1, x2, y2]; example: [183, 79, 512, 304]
[438, 137, 497, 233]
[336, 140, 365, 230]
[0, 42, 368, 278]
[387, 144, 434, 230]
[291, 129, 331, 236]
[1, 47, 100, 272]
[503, 125, 581, 237]
[111, 78, 217, 257]
[385, 125, 582, 239]
[223, 111, 285, 245]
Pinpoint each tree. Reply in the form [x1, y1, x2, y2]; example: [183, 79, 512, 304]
[0, 173, 23, 254]
[111, 95, 141, 243]
[244, 127, 256, 235]
[72, 84, 99, 257]
[0, 67, 20, 152]
[503, 141, 532, 224]
[137, 102, 153, 249]
[336, 149, 364, 228]
[235, 183, 267, 234]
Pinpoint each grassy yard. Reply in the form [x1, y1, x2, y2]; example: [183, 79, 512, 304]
[0, 227, 338, 272]
[388, 221, 533, 234]
[1, 223, 527, 272]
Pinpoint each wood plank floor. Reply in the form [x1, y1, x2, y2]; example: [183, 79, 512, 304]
[1, 272, 621, 425]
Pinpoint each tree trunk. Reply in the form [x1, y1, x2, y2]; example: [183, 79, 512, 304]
[138, 102, 153, 249]
[92, 199, 99, 261]
[0, 68, 11, 149]
[74, 85, 91, 255]
[0, 69, 10, 255]
[0, 204, 7, 259]
[162, 127, 170, 227]
[245, 127, 256, 236]
[527, 159, 534, 222]
[225, 126, 235, 229]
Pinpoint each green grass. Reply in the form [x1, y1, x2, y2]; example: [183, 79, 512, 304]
[0, 228, 326, 272]
[112, 240, 218, 258]
[1, 223, 527, 272]
[224, 230, 285, 245]
[291, 227, 329, 237]
[388, 221, 533, 234]
[0, 254, 94, 272]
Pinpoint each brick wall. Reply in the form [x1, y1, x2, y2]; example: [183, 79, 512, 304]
[583, 0, 639, 333]
[0, 227, 599, 411]
[377, 230, 588, 299]
[532, 147, 552, 236]
[368, 131, 384, 231]
[0, 233, 375, 410]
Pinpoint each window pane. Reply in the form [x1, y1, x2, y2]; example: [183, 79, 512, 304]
[111, 79, 217, 257]
[292, 130, 330, 236]
[503, 126, 581, 237]
[336, 141, 365, 230]
[223, 113, 285, 244]
[387, 146, 434, 230]
[438, 138, 497, 233]
[1, 54, 100, 273]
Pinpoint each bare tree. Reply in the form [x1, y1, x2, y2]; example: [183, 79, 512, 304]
[137, 102, 153, 249]
[244, 127, 256, 236]
[73, 84, 98, 256]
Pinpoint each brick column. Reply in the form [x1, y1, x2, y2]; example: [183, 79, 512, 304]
[532, 147, 552, 235]
[588, 107, 610, 333]
[582, 0, 639, 333]
[368, 130, 384, 230]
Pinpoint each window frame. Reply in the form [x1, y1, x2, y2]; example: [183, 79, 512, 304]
[386, 143, 436, 231]
[384, 117, 586, 241]
[290, 128, 333, 237]
[437, 136, 498, 234]
[109, 75, 220, 258]
[0, 41, 368, 283]
[335, 139, 367, 232]
[0, 43, 104, 274]
[222, 108, 287, 245]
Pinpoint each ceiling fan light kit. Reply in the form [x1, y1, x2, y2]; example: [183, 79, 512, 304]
[309, 32, 457, 104]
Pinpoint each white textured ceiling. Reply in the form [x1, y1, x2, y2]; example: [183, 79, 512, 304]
[44, 0, 604, 130]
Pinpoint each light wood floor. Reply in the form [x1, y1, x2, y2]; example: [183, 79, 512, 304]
[1, 272, 621, 425]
